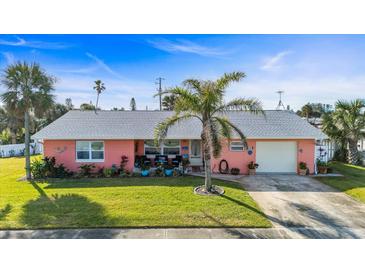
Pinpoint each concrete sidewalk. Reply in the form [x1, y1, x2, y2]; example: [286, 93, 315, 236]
[2, 226, 364, 239]
[0, 227, 292, 239]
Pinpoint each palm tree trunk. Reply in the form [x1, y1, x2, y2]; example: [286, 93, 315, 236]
[24, 111, 31, 180]
[10, 130, 17, 144]
[95, 93, 100, 113]
[201, 128, 212, 192]
[348, 139, 359, 165]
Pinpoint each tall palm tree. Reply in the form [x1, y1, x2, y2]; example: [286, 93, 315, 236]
[154, 72, 262, 192]
[322, 99, 365, 165]
[93, 80, 105, 112]
[1, 62, 55, 180]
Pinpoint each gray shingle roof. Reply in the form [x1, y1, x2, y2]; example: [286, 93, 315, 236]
[31, 110, 327, 140]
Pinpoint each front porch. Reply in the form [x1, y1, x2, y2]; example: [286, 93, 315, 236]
[133, 139, 204, 171]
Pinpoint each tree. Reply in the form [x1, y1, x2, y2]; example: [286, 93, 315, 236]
[322, 99, 365, 165]
[130, 97, 136, 111]
[1, 62, 55, 179]
[65, 98, 73, 110]
[154, 72, 262, 193]
[93, 80, 105, 112]
[162, 94, 177, 110]
[80, 102, 96, 111]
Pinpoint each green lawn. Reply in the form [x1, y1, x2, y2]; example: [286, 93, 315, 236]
[0, 156, 270, 229]
[317, 162, 365, 203]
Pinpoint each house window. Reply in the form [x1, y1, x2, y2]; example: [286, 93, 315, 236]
[76, 141, 104, 162]
[144, 140, 181, 155]
[163, 140, 180, 155]
[230, 141, 245, 151]
[144, 140, 161, 155]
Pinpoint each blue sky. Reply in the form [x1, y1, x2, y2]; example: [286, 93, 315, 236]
[1, 34, 365, 110]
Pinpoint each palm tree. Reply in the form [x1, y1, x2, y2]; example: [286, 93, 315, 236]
[322, 99, 365, 165]
[154, 72, 262, 193]
[162, 94, 177, 110]
[93, 80, 105, 112]
[1, 62, 55, 180]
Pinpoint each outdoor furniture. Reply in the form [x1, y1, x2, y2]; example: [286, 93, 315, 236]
[172, 155, 182, 167]
[135, 155, 151, 168]
[154, 155, 168, 166]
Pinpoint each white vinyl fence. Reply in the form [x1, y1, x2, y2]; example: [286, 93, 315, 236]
[315, 139, 335, 163]
[0, 142, 43, 158]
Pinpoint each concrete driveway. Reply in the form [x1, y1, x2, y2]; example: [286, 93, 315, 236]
[239, 175, 365, 239]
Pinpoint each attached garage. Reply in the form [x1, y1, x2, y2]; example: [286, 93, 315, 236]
[256, 141, 297, 173]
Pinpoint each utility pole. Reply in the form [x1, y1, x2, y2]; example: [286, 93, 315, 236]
[155, 77, 165, 111]
[276, 90, 286, 110]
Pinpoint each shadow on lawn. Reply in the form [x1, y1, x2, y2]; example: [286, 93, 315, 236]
[0, 204, 12, 220]
[21, 182, 122, 228]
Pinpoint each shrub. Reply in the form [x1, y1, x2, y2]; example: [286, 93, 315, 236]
[30, 158, 46, 179]
[231, 168, 240, 175]
[30, 157, 72, 179]
[79, 164, 95, 176]
[299, 162, 307, 170]
[120, 155, 129, 172]
[103, 168, 113, 177]
[248, 161, 259, 169]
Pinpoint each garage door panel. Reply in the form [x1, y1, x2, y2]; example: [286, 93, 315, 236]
[256, 141, 297, 173]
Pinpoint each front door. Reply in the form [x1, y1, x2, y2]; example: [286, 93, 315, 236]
[190, 140, 202, 166]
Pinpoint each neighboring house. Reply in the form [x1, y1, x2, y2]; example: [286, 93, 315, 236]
[31, 110, 327, 174]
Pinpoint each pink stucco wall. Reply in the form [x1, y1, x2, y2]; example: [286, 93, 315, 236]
[43, 138, 316, 175]
[211, 139, 256, 174]
[297, 139, 316, 174]
[210, 139, 315, 175]
[44, 140, 135, 172]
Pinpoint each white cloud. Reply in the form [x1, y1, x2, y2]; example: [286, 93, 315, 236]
[85, 52, 123, 79]
[261, 50, 292, 71]
[1, 52, 15, 64]
[148, 39, 228, 57]
[0, 36, 70, 49]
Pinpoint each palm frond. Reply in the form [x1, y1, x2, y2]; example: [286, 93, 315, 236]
[214, 98, 263, 115]
[214, 116, 248, 149]
[154, 113, 197, 145]
[216, 72, 246, 90]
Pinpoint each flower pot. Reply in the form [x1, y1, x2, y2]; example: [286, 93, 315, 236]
[141, 170, 150, 177]
[248, 168, 256, 175]
[164, 169, 173, 177]
[318, 166, 328, 174]
[298, 168, 307, 176]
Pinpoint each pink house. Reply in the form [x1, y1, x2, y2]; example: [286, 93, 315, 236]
[32, 110, 327, 174]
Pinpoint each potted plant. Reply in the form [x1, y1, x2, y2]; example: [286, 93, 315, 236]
[316, 160, 328, 174]
[248, 161, 258, 175]
[298, 162, 307, 176]
[164, 164, 174, 177]
[141, 164, 150, 177]
[230, 168, 240, 175]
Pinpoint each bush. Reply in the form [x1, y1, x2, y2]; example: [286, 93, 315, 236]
[231, 168, 240, 175]
[30, 157, 73, 179]
[79, 164, 95, 176]
[103, 168, 113, 177]
[30, 158, 46, 179]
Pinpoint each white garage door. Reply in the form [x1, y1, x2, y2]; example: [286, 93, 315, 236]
[256, 141, 297, 173]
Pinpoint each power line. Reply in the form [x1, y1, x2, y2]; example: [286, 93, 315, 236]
[155, 77, 165, 111]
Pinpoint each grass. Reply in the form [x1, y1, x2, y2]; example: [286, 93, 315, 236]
[316, 162, 365, 203]
[0, 156, 271, 229]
